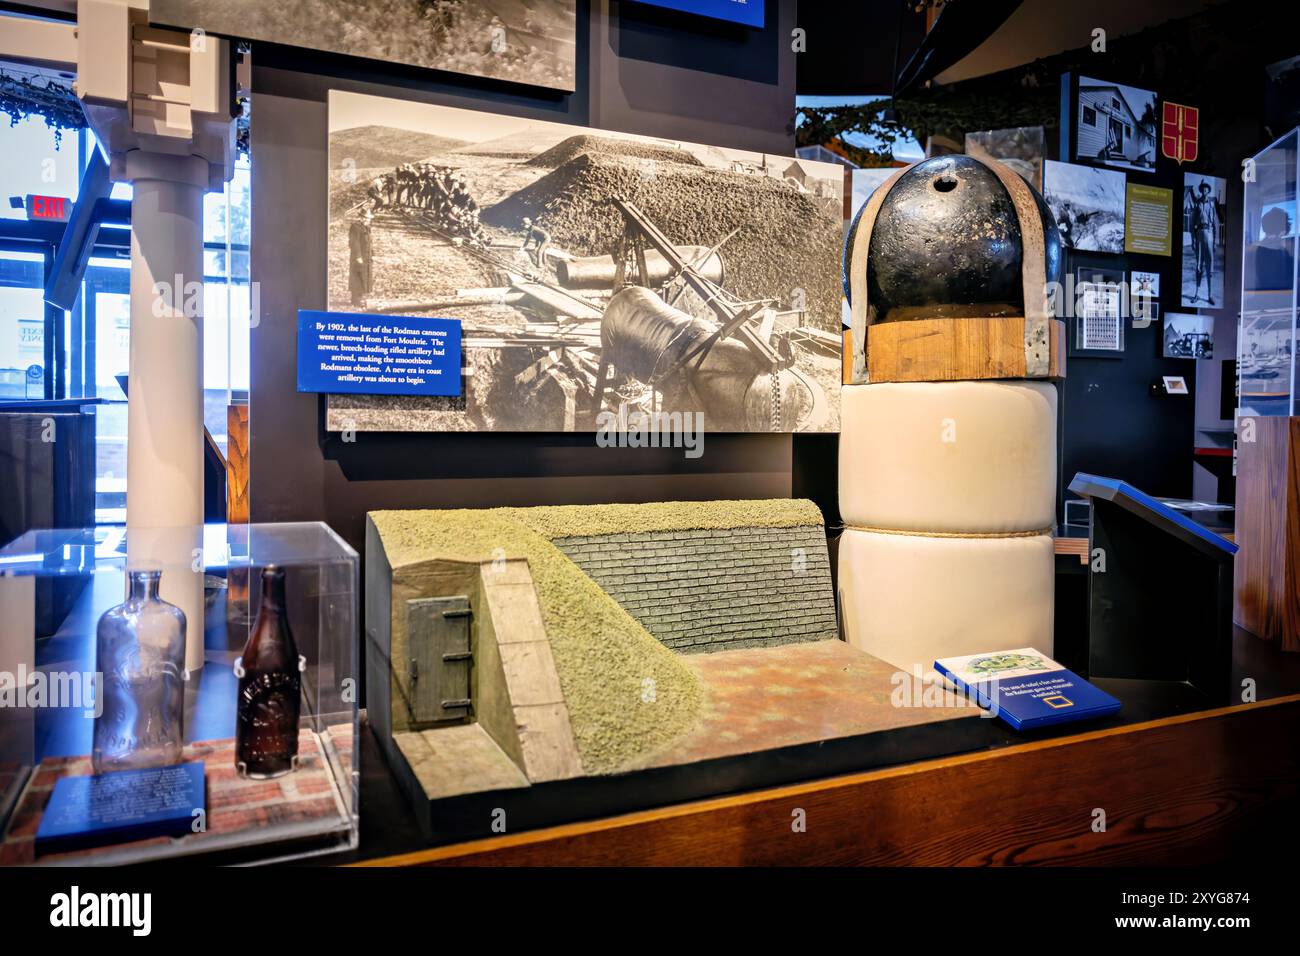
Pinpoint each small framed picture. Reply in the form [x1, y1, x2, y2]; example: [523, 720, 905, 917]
[1074, 266, 1126, 354]
[1162, 375, 1189, 394]
[1131, 270, 1160, 298]
[1163, 312, 1214, 359]
[1133, 301, 1160, 325]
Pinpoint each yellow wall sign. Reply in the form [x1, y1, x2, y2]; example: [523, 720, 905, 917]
[1125, 182, 1174, 256]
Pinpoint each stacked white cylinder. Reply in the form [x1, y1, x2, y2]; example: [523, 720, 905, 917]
[838, 378, 1057, 674]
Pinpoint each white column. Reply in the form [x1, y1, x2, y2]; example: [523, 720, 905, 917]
[124, 151, 209, 674]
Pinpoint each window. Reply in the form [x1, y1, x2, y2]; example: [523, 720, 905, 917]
[1, 103, 251, 525]
[0, 111, 80, 222]
[202, 157, 252, 456]
[0, 114, 85, 398]
[1082, 106, 1097, 127]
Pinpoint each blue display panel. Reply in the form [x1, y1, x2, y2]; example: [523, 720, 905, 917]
[1067, 472, 1238, 556]
[36, 762, 205, 855]
[297, 310, 461, 397]
[633, 0, 764, 28]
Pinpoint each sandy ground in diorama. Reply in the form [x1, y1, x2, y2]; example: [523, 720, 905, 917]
[326, 124, 843, 433]
[638, 640, 980, 770]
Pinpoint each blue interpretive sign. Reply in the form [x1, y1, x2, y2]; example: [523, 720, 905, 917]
[297, 310, 461, 397]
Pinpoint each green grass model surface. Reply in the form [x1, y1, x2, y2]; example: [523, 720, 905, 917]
[967, 653, 1050, 676]
[369, 499, 825, 775]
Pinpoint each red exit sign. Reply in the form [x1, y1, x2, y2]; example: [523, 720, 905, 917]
[26, 194, 71, 222]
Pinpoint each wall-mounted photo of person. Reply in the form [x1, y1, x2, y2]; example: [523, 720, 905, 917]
[1181, 173, 1227, 307]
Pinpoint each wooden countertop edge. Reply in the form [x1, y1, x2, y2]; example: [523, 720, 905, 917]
[350, 691, 1300, 867]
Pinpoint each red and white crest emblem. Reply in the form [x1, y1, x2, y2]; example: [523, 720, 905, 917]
[1162, 102, 1199, 164]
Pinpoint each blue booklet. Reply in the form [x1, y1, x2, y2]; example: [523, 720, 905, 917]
[934, 648, 1121, 731]
[36, 762, 205, 856]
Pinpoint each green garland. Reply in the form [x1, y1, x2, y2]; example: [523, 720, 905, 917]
[0, 70, 85, 148]
[797, 80, 1058, 166]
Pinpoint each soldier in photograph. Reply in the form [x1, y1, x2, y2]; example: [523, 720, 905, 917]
[366, 174, 390, 210]
[348, 208, 374, 306]
[1187, 180, 1220, 305]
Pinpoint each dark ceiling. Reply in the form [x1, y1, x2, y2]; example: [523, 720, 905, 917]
[794, 0, 1233, 97]
[795, 0, 930, 97]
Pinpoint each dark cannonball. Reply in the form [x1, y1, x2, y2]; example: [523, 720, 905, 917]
[858, 155, 1060, 322]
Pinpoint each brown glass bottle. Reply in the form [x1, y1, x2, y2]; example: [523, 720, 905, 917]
[235, 565, 302, 778]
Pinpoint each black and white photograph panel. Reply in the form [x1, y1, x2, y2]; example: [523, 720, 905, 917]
[1075, 76, 1158, 172]
[151, 0, 578, 91]
[1181, 172, 1227, 307]
[1163, 311, 1215, 359]
[965, 126, 1045, 192]
[326, 91, 845, 434]
[1043, 159, 1127, 254]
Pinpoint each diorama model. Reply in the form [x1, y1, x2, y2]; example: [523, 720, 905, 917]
[839, 154, 1065, 673]
[366, 500, 984, 839]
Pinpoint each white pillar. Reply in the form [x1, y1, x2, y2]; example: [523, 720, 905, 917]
[124, 151, 209, 674]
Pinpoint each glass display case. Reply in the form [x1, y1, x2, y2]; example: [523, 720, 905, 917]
[1240, 128, 1300, 417]
[0, 522, 358, 864]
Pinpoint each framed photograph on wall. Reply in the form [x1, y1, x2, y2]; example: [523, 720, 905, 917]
[965, 126, 1045, 192]
[1075, 76, 1158, 173]
[325, 90, 846, 434]
[1130, 269, 1160, 324]
[151, 0, 579, 92]
[1164, 312, 1215, 359]
[1044, 160, 1127, 254]
[1181, 172, 1227, 307]
[1131, 270, 1161, 298]
[1074, 266, 1127, 353]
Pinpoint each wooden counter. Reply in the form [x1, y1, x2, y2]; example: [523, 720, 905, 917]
[348, 630, 1300, 867]
[356, 694, 1300, 866]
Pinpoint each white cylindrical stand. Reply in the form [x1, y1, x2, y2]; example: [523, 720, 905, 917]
[124, 152, 210, 674]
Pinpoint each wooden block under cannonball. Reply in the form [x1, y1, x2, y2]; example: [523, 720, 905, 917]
[866, 317, 1065, 384]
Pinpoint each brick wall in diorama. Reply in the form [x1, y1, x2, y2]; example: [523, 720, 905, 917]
[552, 525, 837, 653]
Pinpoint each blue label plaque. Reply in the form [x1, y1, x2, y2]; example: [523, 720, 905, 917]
[632, 0, 764, 27]
[297, 310, 462, 397]
[35, 761, 205, 855]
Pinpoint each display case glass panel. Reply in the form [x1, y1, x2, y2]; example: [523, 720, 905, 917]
[0, 522, 358, 864]
[1240, 128, 1300, 417]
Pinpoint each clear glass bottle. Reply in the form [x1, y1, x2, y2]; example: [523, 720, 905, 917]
[92, 569, 187, 774]
[235, 565, 303, 778]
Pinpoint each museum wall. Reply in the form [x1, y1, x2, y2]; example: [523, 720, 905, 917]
[247, 0, 828, 554]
